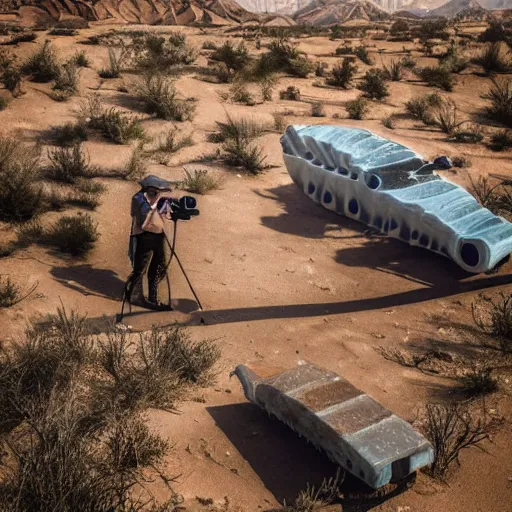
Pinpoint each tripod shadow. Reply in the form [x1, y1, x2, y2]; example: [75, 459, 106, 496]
[207, 403, 413, 511]
[50, 264, 125, 300]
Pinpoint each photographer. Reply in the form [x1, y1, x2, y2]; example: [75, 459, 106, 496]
[127, 175, 171, 308]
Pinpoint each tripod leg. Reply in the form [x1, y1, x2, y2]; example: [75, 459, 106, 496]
[173, 252, 203, 311]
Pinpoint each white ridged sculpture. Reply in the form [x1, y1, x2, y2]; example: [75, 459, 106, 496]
[281, 125, 512, 273]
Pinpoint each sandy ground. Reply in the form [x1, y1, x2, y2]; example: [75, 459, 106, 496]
[0, 23, 511, 511]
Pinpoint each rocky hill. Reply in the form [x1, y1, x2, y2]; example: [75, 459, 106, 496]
[293, 0, 390, 25]
[0, 0, 252, 25]
[428, 0, 487, 17]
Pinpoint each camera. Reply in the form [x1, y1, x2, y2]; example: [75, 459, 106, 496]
[158, 195, 199, 221]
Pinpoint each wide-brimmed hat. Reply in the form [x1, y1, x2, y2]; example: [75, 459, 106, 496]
[138, 175, 171, 190]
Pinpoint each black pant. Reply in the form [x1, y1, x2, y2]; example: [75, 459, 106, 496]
[128, 232, 166, 302]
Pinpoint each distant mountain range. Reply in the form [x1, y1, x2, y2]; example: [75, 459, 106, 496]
[236, 0, 512, 13]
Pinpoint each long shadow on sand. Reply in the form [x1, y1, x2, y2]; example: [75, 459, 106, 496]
[50, 264, 125, 300]
[207, 403, 414, 512]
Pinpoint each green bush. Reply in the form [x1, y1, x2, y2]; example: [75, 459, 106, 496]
[359, 68, 389, 100]
[136, 73, 195, 121]
[345, 97, 369, 120]
[326, 58, 357, 88]
[257, 37, 311, 78]
[44, 213, 99, 255]
[21, 41, 59, 82]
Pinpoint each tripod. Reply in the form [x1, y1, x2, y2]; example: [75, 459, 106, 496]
[116, 219, 203, 324]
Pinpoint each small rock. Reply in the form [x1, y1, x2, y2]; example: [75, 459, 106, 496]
[371, 333, 385, 339]
[226, 451, 231, 457]
[225, 389, 232, 394]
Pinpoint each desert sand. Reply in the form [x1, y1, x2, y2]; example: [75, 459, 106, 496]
[0, 22, 511, 511]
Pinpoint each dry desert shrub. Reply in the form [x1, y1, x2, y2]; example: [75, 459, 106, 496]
[325, 58, 357, 88]
[182, 168, 222, 195]
[209, 113, 267, 143]
[314, 61, 328, 77]
[272, 112, 286, 132]
[468, 174, 512, 219]
[123, 143, 147, 181]
[311, 101, 326, 117]
[72, 50, 89, 67]
[98, 47, 125, 78]
[405, 92, 443, 125]
[345, 97, 368, 120]
[382, 115, 395, 129]
[21, 41, 60, 82]
[230, 81, 255, 105]
[257, 36, 311, 78]
[354, 44, 373, 65]
[282, 468, 343, 512]
[155, 127, 194, 154]
[50, 121, 88, 147]
[490, 129, 512, 151]
[415, 65, 455, 92]
[359, 68, 389, 100]
[458, 365, 499, 397]
[383, 59, 403, 81]
[0, 136, 43, 222]
[210, 40, 248, 75]
[0, 276, 34, 308]
[136, 73, 196, 121]
[46, 144, 97, 183]
[422, 403, 492, 480]
[434, 98, 464, 135]
[279, 85, 301, 100]
[472, 42, 512, 74]
[472, 292, 512, 353]
[485, 77, 512, 128]
[43, 213, 99, 255]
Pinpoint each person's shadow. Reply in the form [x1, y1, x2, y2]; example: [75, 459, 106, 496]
[50, 264, 125, 300]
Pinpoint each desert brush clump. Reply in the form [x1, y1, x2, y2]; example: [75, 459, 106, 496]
[46, 144, 97, 184]
[422, 403, 492, 480]
[382, 115, 395, 129]
[354, 45, 373, 65]
[52, 60, 79, 99]
[77, 95, 144, 144]
[359, 68, 389, 100]
[345, 97, 369, 120]
[314, 61, 328, 77]
[50, 121, 88, 147]
[123, 143, 147, 181]
[182, 168, 222, 195]
[472, 42, 511, 74]
[485, 77, 512, 128]
[490, 129, 512, 151]
[279, 85, 300, 100]
[136, 73, 196, 121]
[0, 313, 218, 511]
[230, 81, 255, 105]
[210, 40, 248, 78]
[223, 137, 267, 174]
[98, 46, 128, 79]
[259, 75, 276, 101]
[133, 31, 197, 71]
[383, 59, 403, 81]
[282, 469, 343, 512]
[434, 98, 464, 135]
[415, 65, 455, 92]
[469, 174, 511, 219]
[0, 276, 34, 308]
[209, 114, 267, 144]
[44, 213, 99, 255]
[458, 366, 499, 397]
[257, 37, 311, 78]
[311, 101, 326, 117]
[21, 41, 60, 82]
[472, 292, 512, 353]
[15, 220, 44, 247]
[405, 92, 443, 125]
[72, 50, 89, 67]
[0, 136, 43, 222]
[154, 127, 194, 154]
[325, 58, 357, 88]
[440, 40, 468, 74]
